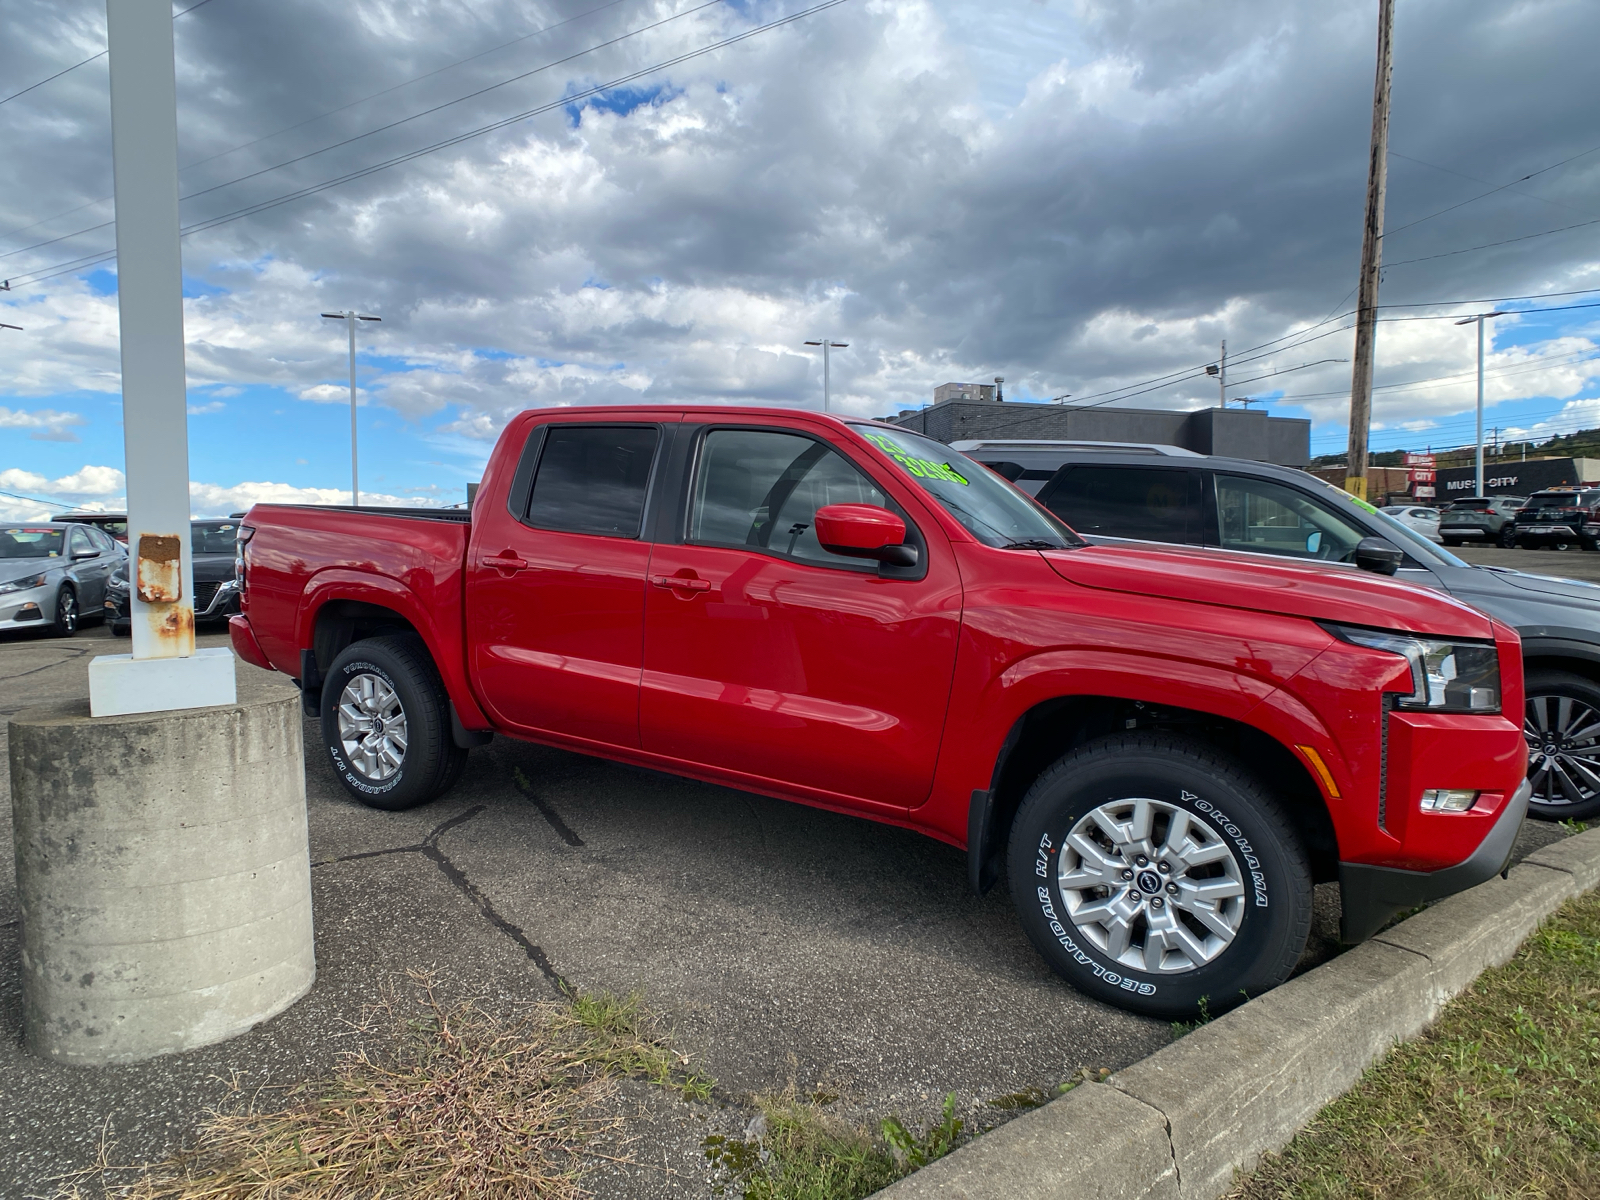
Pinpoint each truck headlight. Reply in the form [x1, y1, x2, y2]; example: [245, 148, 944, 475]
[1321, 623, 1501, 713]
[0, 572, 48, 595]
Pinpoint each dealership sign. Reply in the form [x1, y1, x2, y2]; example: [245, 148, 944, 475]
[1435, 458, 1592, 498]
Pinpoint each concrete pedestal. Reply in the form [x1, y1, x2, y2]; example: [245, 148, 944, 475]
[9, 681, 314, 1065]
[88, 646, 238, 717]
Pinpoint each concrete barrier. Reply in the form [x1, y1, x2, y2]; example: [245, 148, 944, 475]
[9, 677, 314, 1065]
[873, 826, 1600, 1200]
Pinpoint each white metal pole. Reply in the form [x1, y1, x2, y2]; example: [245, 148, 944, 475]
[107, 0, 195, 661]
[1475, 316, 1485, 498]
[348, 312, 359, 506]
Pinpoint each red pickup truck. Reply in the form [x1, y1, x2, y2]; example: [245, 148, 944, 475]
[232, 406, 1530, 1017]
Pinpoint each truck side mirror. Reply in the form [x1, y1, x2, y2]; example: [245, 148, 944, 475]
[814, 504, 917, 567]
[1354, 537, 1403, 576]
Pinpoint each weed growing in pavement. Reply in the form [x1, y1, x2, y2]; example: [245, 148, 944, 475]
[1561, 816, 1590, 834]
[1229, 889, 1600, 1199]
[1170, 994, 1213, 1038]
[703, 1087, 969, 1200]
[71, 975, 710, 1200]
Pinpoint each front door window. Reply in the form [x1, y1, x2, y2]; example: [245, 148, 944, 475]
[1213, 475, 1367, 563]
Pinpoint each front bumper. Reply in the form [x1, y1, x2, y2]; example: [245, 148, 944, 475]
[0, 582, 52, 629]
[1339, 776, 1530, 943]
[105, 578, 238, 628]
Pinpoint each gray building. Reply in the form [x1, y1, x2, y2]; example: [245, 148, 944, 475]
[932, 381, 998, 404]
[888, 392, 1310, 466]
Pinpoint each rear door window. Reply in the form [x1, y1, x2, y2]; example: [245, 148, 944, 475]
[523, 425, 660, 538]
[1041, 466, 1206, 544]
[1213, 474, 1368, 562]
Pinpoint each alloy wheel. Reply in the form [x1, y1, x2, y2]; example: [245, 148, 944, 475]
[58, 592, 76, 633]
[336, 672, 408, 782]
[1057, 797, 1246, 974]
[1525, 692, 1600, 809]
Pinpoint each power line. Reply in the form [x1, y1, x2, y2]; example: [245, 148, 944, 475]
[5, 0, 859, 290]
[1388, 150, 1586, 217]
[0, 0, 730, 266]
[0, 0, 643, 248]
[1381, 215, 1600, 269]
[1381, 140, 1600, 240]
[0, 0, 219, 110]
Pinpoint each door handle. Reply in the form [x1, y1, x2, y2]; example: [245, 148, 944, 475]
[650, 573, 710, 593]
[484, 552, 528, 574]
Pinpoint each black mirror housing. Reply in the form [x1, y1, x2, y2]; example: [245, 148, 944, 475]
[1354, 537, 1403, 576]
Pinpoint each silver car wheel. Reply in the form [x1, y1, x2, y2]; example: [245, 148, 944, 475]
[1525, 693, 1600, 808]
[337, 673, 408, 783]
[1058, 797, 1246, 974]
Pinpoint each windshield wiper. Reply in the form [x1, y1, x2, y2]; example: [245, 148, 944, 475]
[1001, 539, 1063, 550]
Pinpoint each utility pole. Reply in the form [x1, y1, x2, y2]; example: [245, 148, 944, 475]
[1345, 0, 1396, 501]
[802, 338, 848, 412]
[321, 310, 380, 505]
[1455, 310, 1507, 499]
[1205, 341, 1227, 406]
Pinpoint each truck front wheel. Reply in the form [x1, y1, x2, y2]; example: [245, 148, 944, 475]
[320, 635, 467, 811]
[1007, 735, 1312, 1020]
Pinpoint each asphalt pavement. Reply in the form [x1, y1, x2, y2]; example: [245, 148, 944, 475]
[0, 606, 1572, 1198]
[1455, 542, 1600, 582]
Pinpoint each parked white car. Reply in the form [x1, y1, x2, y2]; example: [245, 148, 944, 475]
[1380, 504, 1444, 544]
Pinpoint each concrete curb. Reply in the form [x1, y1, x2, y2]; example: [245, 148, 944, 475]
[873, 826, 1600, 1200]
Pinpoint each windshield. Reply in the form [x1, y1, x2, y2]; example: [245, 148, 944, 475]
[853, 426, 1082, 549]
[192, 521, 239, 555]
[0, 527, 65, 559]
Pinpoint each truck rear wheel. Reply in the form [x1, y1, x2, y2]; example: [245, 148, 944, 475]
[320, 635, 467, 811]
[1007, 734, 1312, 1020]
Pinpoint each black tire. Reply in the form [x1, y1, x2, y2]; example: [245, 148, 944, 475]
[52, 586, 79, 637]
[1524, 669, 1600, 822]
[1007, 734, 1313, 1019]
[1442, 539, 1462, 548]
[319, 634, 467, 811]
[1498, 527, 1518, 549]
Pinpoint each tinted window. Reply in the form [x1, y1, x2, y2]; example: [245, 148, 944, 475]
[0, 527, 65, 559]
[691, 429, 891, 565]
[1215, 475, 1367, 562]
[523, 425, 659, 537]
[1043, 466, 1205, 544]
[192, 522, 239, 555]
[68, 527, 93, 556]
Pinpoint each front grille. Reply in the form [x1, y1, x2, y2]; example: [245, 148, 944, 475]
[195, 581, 221, 609]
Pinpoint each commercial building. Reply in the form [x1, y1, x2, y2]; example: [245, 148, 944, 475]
[889, 388, 1311, 466]
[1434, 457, 1600, 499]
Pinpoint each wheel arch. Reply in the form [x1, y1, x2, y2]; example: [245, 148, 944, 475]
[971, 695, 1339, 894]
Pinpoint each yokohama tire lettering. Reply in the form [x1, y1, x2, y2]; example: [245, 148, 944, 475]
[1189, 795, 1270, 907]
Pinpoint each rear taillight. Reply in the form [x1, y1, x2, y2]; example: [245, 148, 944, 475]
[235, 524, 255, 594]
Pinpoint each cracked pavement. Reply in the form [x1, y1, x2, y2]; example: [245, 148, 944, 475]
[0, 620, 1571, 1198]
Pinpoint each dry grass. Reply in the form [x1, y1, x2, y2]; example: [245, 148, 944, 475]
[1230, 887, 1600, 1199]
[65, 976, 709, 1200]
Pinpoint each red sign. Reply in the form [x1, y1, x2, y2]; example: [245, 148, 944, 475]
[1410, 469, 1436, 483]
[1405, 453, 1436, 467]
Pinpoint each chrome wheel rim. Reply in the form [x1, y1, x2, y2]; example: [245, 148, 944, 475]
[1058, 797, 1246, 974]
[337, 673, 407, 782]
[59, 593, 76, 632]
[1524, 692, 1600, 808]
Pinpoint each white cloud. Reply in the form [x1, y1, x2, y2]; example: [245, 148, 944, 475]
[0, 404, 86, 441]
[187, 400, 225, 414]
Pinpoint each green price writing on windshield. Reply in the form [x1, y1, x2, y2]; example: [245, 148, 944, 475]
[864, 432, 969, 486]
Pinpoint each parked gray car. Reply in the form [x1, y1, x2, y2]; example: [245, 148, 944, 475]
[0, 522, 124, 636]
[956, 443, 1600, 822]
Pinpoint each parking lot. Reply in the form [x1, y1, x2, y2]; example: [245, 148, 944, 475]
[0, 599, 1572, 1197]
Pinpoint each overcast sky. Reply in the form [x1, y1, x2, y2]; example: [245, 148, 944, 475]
[1, 0, 1597, 517]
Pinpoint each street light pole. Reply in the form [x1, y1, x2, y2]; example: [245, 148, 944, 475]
[321, 310, 380, 505]
[1455, 311, 1507, 498]
[803, 338, 848, 412]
